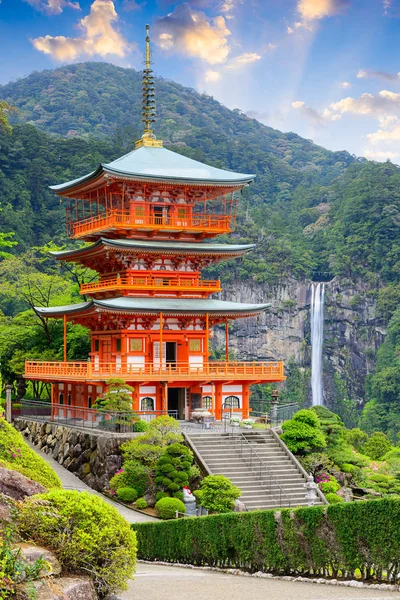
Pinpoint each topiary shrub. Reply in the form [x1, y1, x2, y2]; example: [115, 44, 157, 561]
[173, 491, 184, 502]
[121, 426, 183, 469]
[325, 492, 344, 504]
[344, 427, 369, 451]
[133, 420, 149, 432]
[17, 490, 136, 597]
[311, 406, 345, 447]
[155, 443, 193, 495]
[117, 487, 138, 503]
[194, 474, 241, 513]
[149, 415, 180, 435]
[109, 461, 151, 497]
[155, 497, 185, 520]
[327, 446, 369, 469]
[0, 418, 61, 489]
[362, 432, 392, 460]
[156, 491, 168, 502]
[281, 410, 326, 455]
[300, 452, 335, 477]
[136, 497, 148, 509]
[316, 474, 340, 494]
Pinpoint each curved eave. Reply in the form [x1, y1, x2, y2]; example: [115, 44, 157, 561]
[50, 239, 256, 261]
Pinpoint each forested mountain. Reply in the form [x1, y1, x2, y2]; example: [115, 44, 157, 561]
[1, 62, 400, 435]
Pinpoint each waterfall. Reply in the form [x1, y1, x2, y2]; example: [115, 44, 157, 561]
[310, 282, 325, 406]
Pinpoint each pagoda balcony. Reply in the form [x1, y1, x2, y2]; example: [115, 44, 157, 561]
[25, 360, 285, 383]
[80, 274, 221, 297]
[68, 210, 235, 239]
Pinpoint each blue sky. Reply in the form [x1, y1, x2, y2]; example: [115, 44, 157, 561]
[1, 0, 400, 162]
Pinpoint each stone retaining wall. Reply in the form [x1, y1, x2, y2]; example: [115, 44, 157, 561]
[15, 418, 135, 491]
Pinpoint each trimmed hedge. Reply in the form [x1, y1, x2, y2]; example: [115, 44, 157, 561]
[132, 498, 400, 583]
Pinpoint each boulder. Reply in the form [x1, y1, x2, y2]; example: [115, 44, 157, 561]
[0, 467, 46, 500]
[17, 542, 62, 576]
[0, 492, 14, 523]
[17, 576, 98, 599]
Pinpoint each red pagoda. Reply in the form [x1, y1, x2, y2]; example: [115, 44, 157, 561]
[24, 26, 285, 421]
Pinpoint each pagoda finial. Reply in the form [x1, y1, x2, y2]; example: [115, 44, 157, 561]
[136, 24, 163, 149]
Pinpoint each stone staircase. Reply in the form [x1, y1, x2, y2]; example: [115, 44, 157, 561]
[186, 429, 326, 510]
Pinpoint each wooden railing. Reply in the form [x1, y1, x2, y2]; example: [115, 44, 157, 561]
[25, 360, 285, 382]
[80, 275, 221, 295]
[69, 210, 234, 238]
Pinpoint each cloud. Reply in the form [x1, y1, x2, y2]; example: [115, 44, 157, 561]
[292, 100, 341, 124]
[204, 69, 221, 82]
[297, 0, 349, 21]
[23, 0, 80, 14]
[363, 149, 398, 161]
[340, 81, 351, 88]
[32, 0, 132, 61]
[382, 0, 392, 15]
[366, 115, 400, 145]
[327, 90, 400, 117]
[154, 4, 231, 65]
[226, 52, 261, 69]
[123, 0, 143, 10]
[357, 68, 400, 81]
[287, 26, 295, 33]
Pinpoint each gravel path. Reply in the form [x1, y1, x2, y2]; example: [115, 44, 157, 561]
[26, 440, 156, 523]
[121, 563, 400, 600]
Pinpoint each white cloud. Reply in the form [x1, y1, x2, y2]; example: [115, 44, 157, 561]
[154, 4, 231, 65]
[287, 26, 295, 34]
[340, 81, 351, 88]
[23, 0, 80, 14]
[297, 0, 349, 21]
[383, 0, 392, 15]
[328, 90, 400, 118]
[32, 0, 132, 61]
[226, 52, 261, 69]
[357, 68, 400, 81]
[292, 100, 341, 124]
[204, 70, 221, 82]
[363, 149, 398, 161]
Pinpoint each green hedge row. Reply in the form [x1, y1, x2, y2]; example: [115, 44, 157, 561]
[132, 498, 400, 582]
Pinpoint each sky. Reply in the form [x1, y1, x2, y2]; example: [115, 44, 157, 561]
[1, 0, 400, 163]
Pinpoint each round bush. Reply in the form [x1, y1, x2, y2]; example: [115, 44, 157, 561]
[173, 491, 184, 502]
[155, 443, 193, 495]
[109, 461, 151, 497]
[281, 415, 326, 455]
[195, 474, 241, 513]
[319, 476, 340, 494]
[117, 487, 138, 503]
[136, 497, 148, 509]
[362, 432, 392, 460]
[155, 497, 186, 520]
[17, 490, 136, 597]
[325, 492, 344, 504]
[156, 491, 168, 502]
[133, 420, 149, 432]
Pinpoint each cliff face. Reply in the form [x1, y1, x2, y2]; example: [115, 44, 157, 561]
[212, 278, 385, 409]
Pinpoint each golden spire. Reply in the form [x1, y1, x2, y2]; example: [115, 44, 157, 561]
[136, 24, 163, 149]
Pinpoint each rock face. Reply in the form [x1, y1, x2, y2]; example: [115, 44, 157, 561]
[0, 466, 46, 500]
[14, 420, 133, 491]
[18, 576, 97, 600]
[214, 276, 384, 410]
[17, 543, 62, 577]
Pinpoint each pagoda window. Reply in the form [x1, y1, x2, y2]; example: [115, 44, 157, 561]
[94, 340, 100, 352]
[202, 396, 212, 410]
[116, 339, 122, 352]
[141, 397, 154, 411]
[130, 338, 143, 352]
[59, 393, 64, 405]
[67, 394, 72, 406]
[88, 396, 93, 409]
[189, 339, 201, 352]
[224, 395, 240, 409]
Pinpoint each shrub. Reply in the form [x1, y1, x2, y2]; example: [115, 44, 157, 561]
[156, 491, 168, 502]
[317, 475, 340, 494]
[362, 432, 392, 460]
[117, 487, 138, 503]
[0, 418, 61, 489]
[325, 492, 344, 504]
[327, 446, 369, 469]
[300, 452, 335, 477]
[311, 406, 345, 447]
[149, 415, 180, 435]
[110, 461, 151, 497]
[155, 497, 185, 520]
[341, 463, 361, 477]
[121, 426, 183, 469]
[17, 490, 137, 597]
[133, 420, 149, 432]
[173, 491, 184, 502]
[344, 427, 369, 451]
[367, 473, 400, 494]
[155, 443, 193, 495]
[281, 410, 326, 455]
[194, 475, 241, 513]
[136, 497, 148, 509]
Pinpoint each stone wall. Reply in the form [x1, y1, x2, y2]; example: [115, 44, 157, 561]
[14, 419, 135, 491]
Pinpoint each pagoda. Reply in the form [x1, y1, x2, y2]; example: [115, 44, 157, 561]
[24, 26, 285, 421]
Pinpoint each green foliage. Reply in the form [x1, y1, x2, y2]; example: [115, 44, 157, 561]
[110, 461, 151, 497]
[327, 445, 369, 469]
[155, 443, 193, 495]
[173, 491, 184, 501]
[194, 475, 241, 514]
[149, 415, 181, 435]
[155, 497, 186, 520]
[136, 497, 148, 509]
[344, 427, 369, 451]
[299, 452, 335, 477]
[117, 487, 138, 503]
[133, 420, 149, 432]
[366, 473, 400, 495]
[133, 498, 400, 583]
[311, 406, 345, 447]
[0, 418, 61, 488]
[121, 419, 183, 470]
[319, 476, 340, 494]
[325, 492, 344, 504]
[155, 491, 168, 502]
[281, 410, 326, 455]
[95, 379, 135, 414]
[362, 432, 392, 460]
[17, 489, 137, 597]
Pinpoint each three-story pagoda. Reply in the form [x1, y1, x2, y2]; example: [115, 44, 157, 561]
[24, 26, 285, 421]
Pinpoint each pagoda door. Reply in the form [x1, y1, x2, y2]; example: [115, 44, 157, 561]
[153, 341, 166, 371]
[101, 340, 112, 373]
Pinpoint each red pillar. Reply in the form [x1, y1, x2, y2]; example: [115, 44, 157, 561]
[242, 383, 250, 419]
[215, 382, 223, 421]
